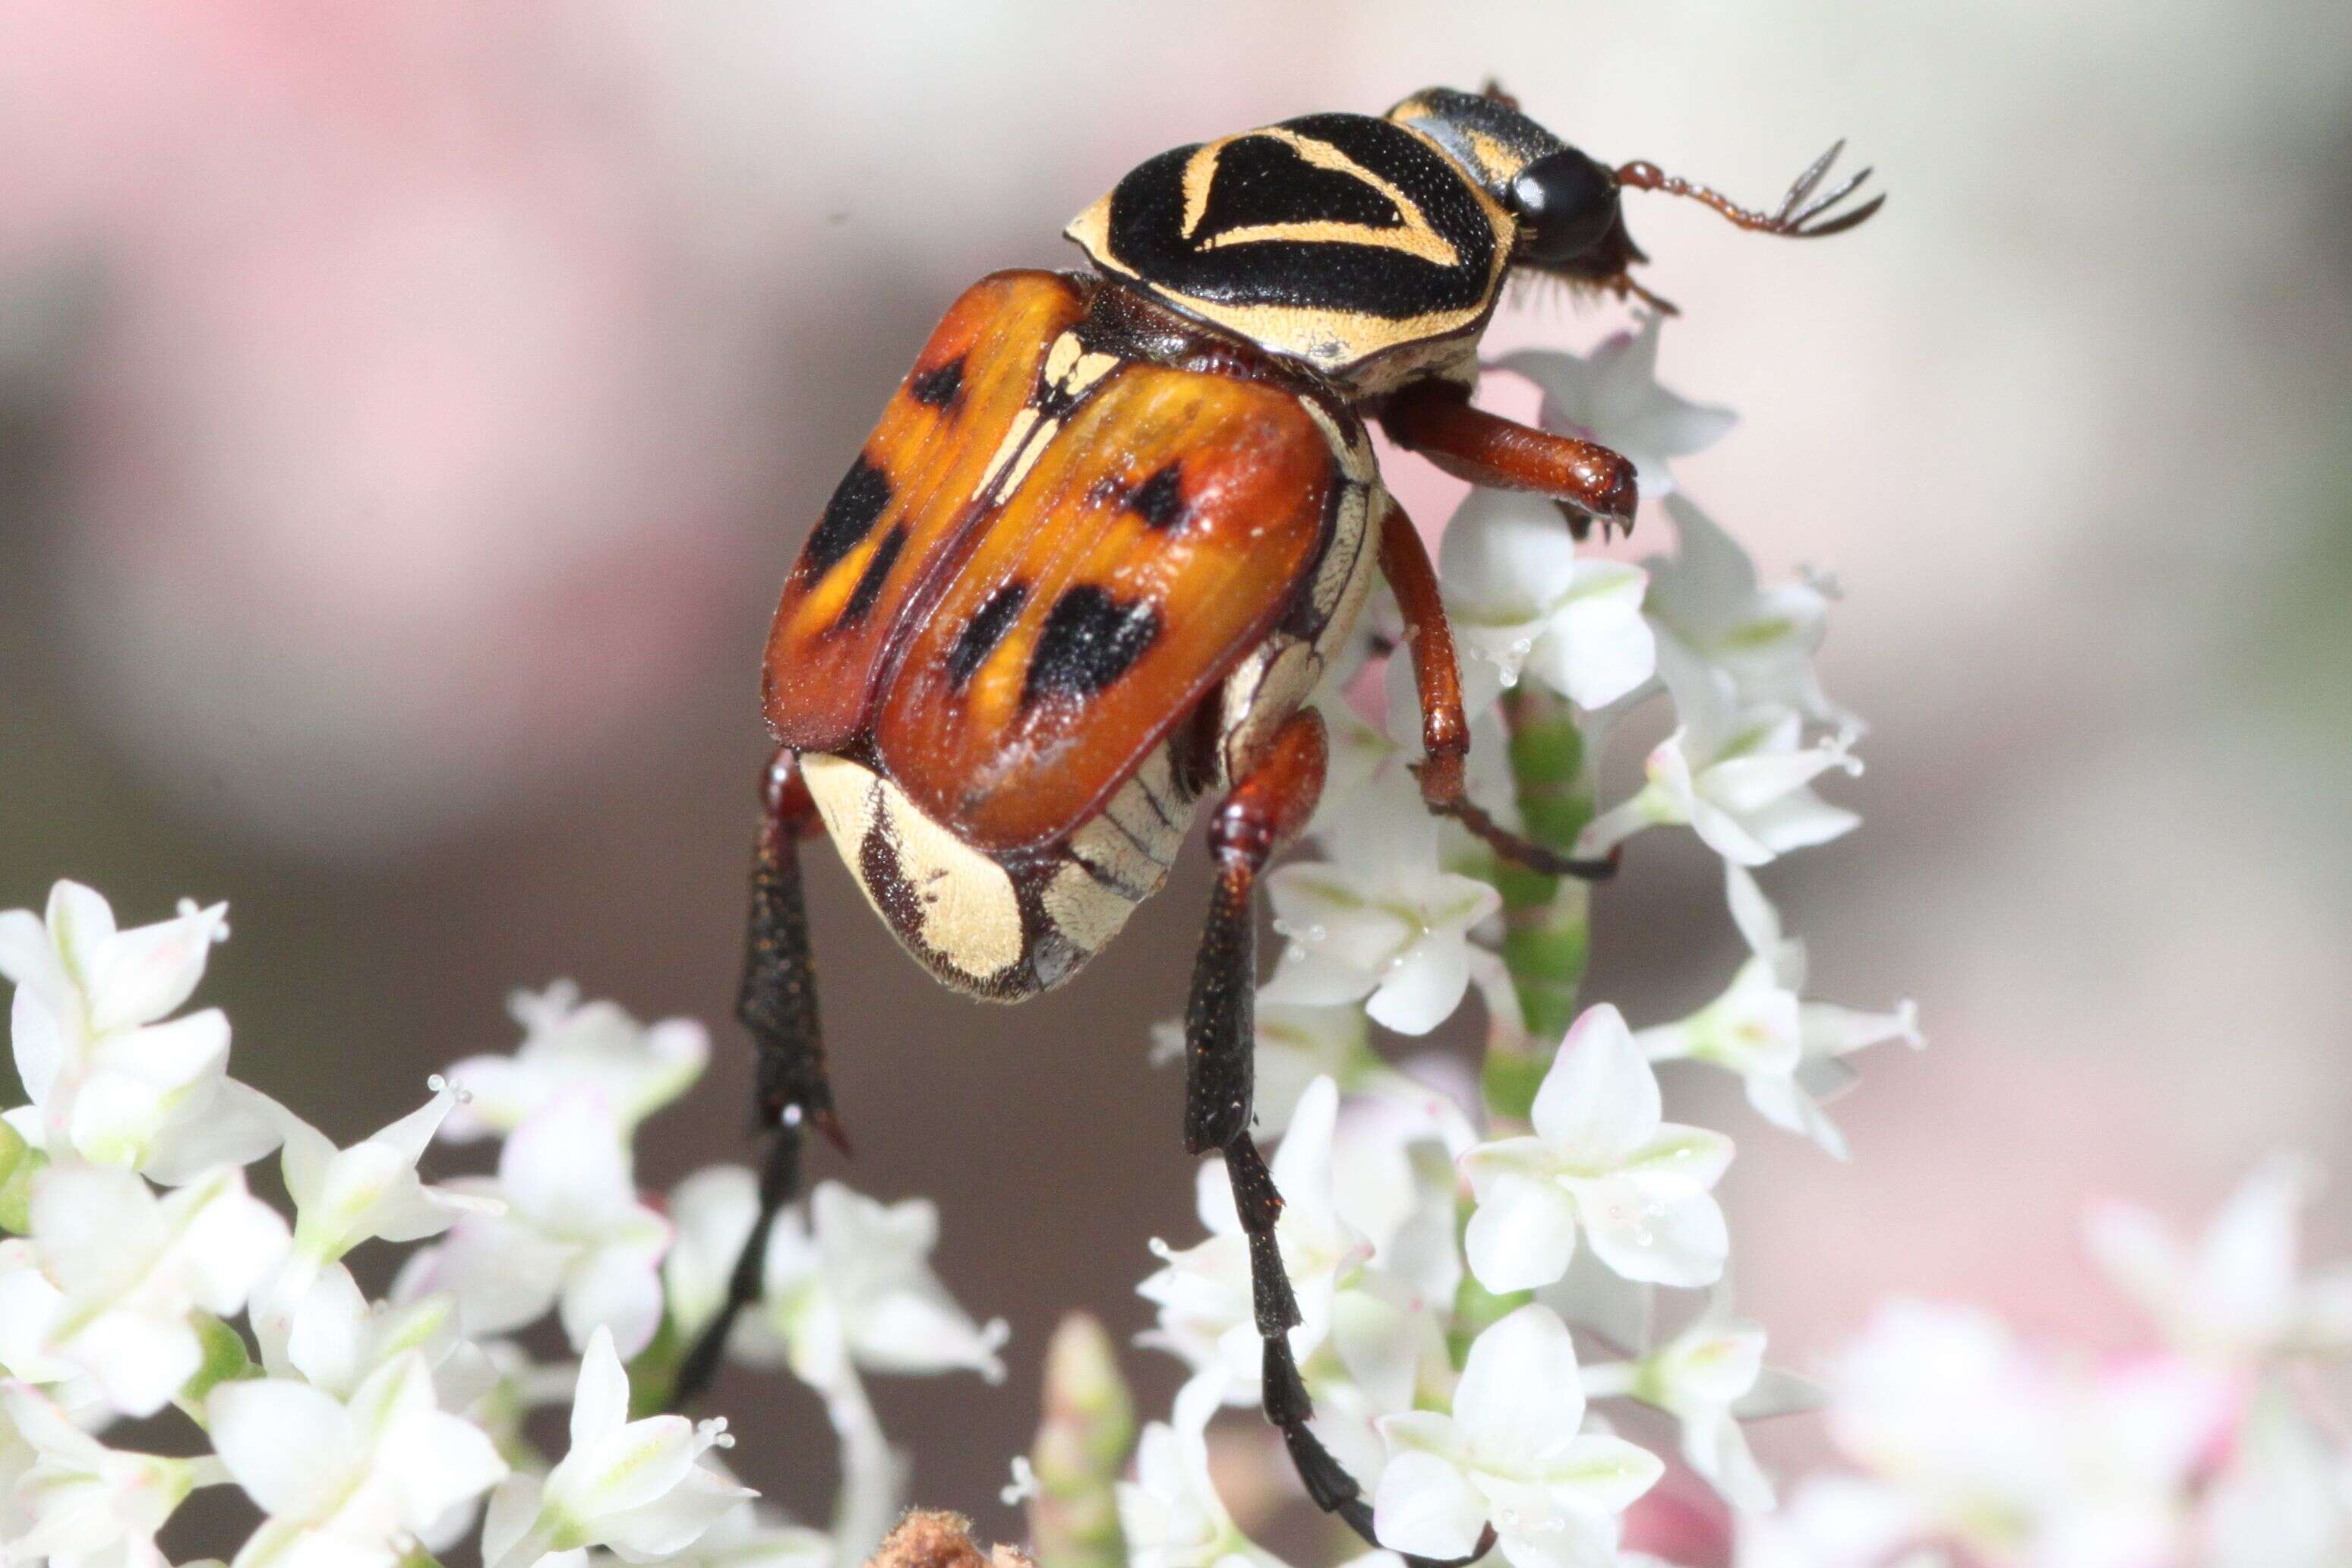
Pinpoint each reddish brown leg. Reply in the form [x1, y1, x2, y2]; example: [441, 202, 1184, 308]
[674, 748, 848, 1409]
[1378, 378, 1639, 539]
[1378, 502, 1615, 881]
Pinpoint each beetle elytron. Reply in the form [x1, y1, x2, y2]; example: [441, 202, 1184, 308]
[677, 85, 1878, 1557]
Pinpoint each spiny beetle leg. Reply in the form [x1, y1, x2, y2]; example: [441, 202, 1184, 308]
[1378, 379, 1638, 537]
[673, 748, 841, 1412]
[1376, 500, 1617, 882]
[1181, 710, 1482, 1566]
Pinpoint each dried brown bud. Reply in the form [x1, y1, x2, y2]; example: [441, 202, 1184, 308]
[866, 1510, 1034, 1568]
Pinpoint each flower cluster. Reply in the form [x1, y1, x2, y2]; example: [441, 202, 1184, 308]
[1747, 1160, 2352, 1568]
[0, 888, 1005, 1568]
[1109, 318, 1911, 1568]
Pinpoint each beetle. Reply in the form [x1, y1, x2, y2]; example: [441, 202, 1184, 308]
[676, 84, 1877, 1557]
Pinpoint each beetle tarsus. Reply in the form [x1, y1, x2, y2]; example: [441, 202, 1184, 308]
[673, 749, 838, 1414]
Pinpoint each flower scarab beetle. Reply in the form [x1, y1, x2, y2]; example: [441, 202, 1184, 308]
[677, 85, 1878, 1558]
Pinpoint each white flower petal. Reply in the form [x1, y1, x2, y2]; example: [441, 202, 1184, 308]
[1530, 1006, 1660, 1164]
[1372, 1448, 1486, 1562]
[1574, 1175, 1728, 1288]
[1463, 1173, 1580, 1295]
[1454, 1305, 1587, 1459]
[210, 1377, 357, 1519]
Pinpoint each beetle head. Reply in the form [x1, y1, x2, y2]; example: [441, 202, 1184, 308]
[1385, 84, 1647, 291]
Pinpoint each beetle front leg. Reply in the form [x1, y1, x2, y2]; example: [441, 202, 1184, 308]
[673, 747, 848, 1410]
[1377, 500, 1616, 882]
[1378, 378, 1638, 539]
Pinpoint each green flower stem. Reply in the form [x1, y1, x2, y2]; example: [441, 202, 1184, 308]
[1481, 687, 1597, 1127]
[0, 1122, 41, 1233]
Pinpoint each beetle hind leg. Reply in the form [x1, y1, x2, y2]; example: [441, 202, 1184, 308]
[1375, 500, 1617, 882]
[1182, 710, 1493, 1568]
[673, 747, 846, 1410]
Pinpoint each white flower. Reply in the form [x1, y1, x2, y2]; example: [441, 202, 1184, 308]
[736, 1181, 1007, 1391]
[210, 1350, 507, 1568]
[0, 880, 278, 1182]
[0, 1163, 286, 1416]
[1493, 315, 1735, 502]
[1635, 864, 1919, 1159]
[1117, 1374, 1281, 1568]
[1459, 1006, 1732, 1292]
[1733, 1474, 1940, 1568]
[1581, 640, 1860, 866]
[278, 1261, 478, 1407]
[1826, 1299, 2233, 1568]
[440, 981, 709, 1142]
[1435, 487, 1656, 713]
[254, 1083, 496, 1370]
[661, 1164, 763, 1344]
[394, 1090, 669, 1357]
[2086, 1156, 2352, 1362]
[2199, 1383, 2352, 1568]
[1581, 1290, 1814, 1513]
[2, 1378, 206, 1568]
[1373, 1304, 1662, 1568]
[1140, 1077, 1372, 1398]
[643, 1485, 835, 1568]
[1264, 777, 1503, 1035]
[1644, 496, 1850, 729]
[481, 1325, 750, 1568]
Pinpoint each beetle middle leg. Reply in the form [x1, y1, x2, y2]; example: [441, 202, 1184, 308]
[1376, 499, 1616, 882]
[673, 747, 849, 1410]
[1184, 707, 1495, 1566]
[1378, 378, 1638, 540]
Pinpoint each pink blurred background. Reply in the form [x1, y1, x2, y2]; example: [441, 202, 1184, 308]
[5, 0, 2350, 1554]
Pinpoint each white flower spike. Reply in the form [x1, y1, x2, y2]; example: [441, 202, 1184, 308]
[210, 1350, 507, 1568]
[1117, 1374, 1283, 1568]
[1635, 863, 1919, 1159]
[2, 1377, 214, 1568]
[2086, 1155, 2352, 1363]
[1374, 1303, 1662, 1568]
[394, 1089, 670, 1357]
[1263, 776, 1502, 1036]
[1493, 315, 1735, 502]
[481, 1325, 750, 1568]
[0, 1163, 286, 1417]
[1580, 1288, 1815, 1513]
[0, 880, 279, 1182]
[737, 1181, 1008, 1391]
[1460, 1005, 1733, 1292]
[1580, 647, 1861, 867]
[440, 981, 709, 1142]
[1644, 496, 1852, 730]
[253, 1080, 497, 1371]
[1435, 487, 1656, 713]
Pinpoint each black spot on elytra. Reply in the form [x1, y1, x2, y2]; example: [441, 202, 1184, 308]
[839, 523, 907, 626]
[946, 582, 1029, 688]
[1023, 585, 1160, 706]
[804, 456, 891, 575]
[908, 356, 964, 409]
[1125, 463, 1188, 530]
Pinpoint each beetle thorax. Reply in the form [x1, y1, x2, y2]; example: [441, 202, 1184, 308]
[1065, 111, 1517, 394]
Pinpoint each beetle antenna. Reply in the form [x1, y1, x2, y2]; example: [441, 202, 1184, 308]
[1614, 140, 1884, 238]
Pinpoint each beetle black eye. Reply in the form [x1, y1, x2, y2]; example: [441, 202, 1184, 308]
[1511, 149, 1618, 263]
